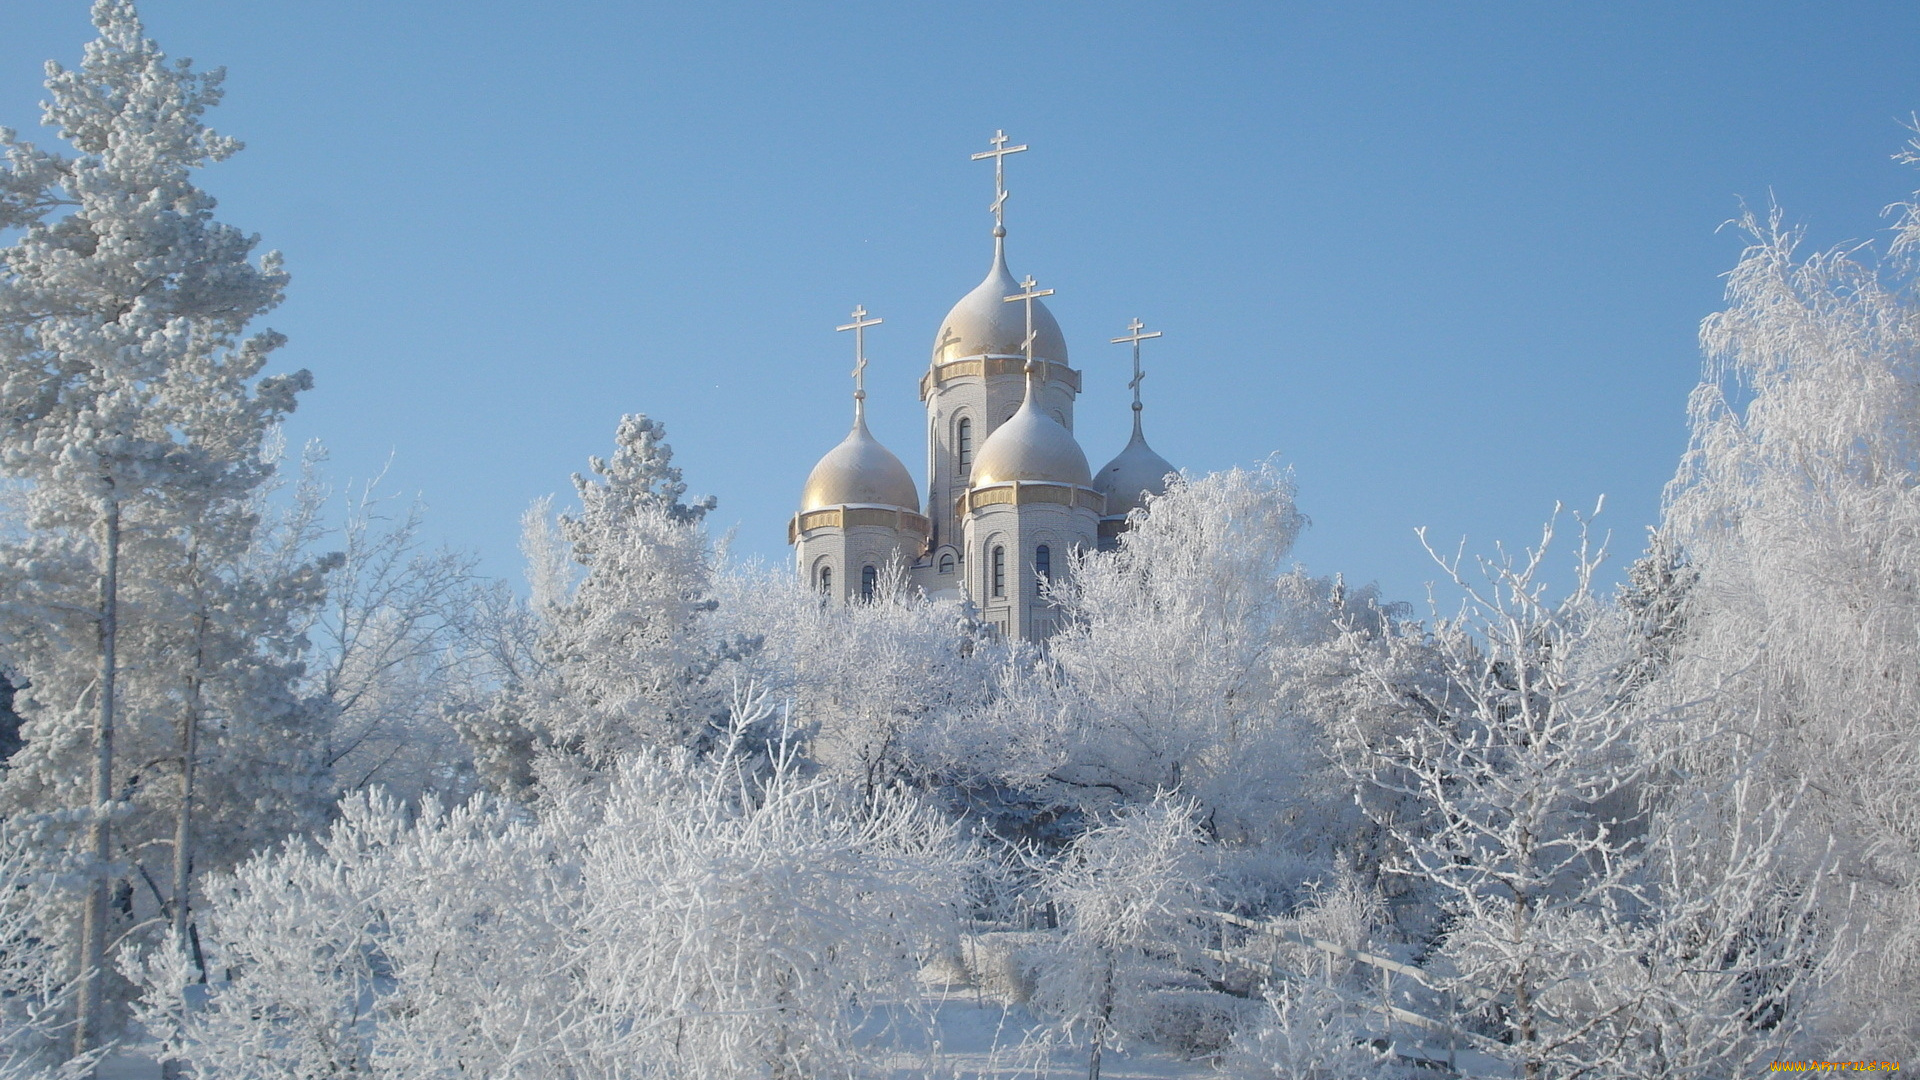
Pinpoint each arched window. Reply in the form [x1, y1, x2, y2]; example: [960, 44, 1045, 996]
[991, 545, 1006, 598]
[1034, 544, 1051, 596]
[938, 551, 955, 575]
[861, 564, 878, 602]
[956, 418, 973, 473]
[817, 565, 832, 594]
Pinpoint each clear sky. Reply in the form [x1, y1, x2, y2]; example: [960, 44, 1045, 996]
[6, 2, 1920, 605]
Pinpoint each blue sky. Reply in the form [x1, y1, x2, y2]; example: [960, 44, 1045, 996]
[6, 2, 1919, 605]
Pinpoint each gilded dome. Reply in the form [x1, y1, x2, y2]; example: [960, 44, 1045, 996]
[800, 408, 920, 513]
[1095, 420, 1176, 516]
[932, 234, 1069, 367]
[972, 381, 1092, 488]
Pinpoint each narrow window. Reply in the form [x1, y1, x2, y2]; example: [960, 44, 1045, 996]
[861, 564, 878, 602]
[938, 552, 955, 575]
[991, 545, 1006, 598]
[1034, 544, 1051, 596]
[957, 418, 973, 473]
[818, 565, 832, 594]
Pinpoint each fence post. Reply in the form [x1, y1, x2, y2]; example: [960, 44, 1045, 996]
[1383, 965, 1392, 1051]
[1447, 986, 1457, 1074]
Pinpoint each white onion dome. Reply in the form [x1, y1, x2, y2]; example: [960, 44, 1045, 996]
[972, 370, 1093, 488]
[1096, 419, 1176, 516]
[800, 406, 920, 513]
[932, 232, 1069, 367]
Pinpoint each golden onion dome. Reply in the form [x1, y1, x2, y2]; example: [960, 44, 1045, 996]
[932, 231, 1069, 367]
[799, 406, 920, 513]
[971, 372, 1092, 489]
[1095, 417, 1176, 516]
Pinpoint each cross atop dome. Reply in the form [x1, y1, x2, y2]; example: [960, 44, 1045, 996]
[836, 304, 882, 404]
[972, 129, 1028, 235]
[1111, 318, 1162, 414]
[1004, 274, 1055, 381]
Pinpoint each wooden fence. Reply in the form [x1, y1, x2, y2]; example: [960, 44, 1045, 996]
[1200, 909, 1513, 1073]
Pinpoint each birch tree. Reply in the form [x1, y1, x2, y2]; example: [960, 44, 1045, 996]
[1651, 196, 1920, 1056]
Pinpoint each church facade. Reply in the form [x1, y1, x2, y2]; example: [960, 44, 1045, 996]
[789, 134, 1176, 642]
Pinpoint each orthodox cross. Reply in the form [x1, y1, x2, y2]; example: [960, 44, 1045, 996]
[1004, 274, 1055, 375]
[971, 129, 1028, 231]
[836, 305, 882, 402]
[1110, 318, 1162, 412]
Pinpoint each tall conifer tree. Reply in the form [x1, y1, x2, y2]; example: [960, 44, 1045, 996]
[0, 1, 329, 1053]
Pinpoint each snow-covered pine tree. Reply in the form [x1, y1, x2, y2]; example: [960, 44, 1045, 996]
[0, 1, 331, 1051]
[461, 415, 728, 788]
[542, 415, 726, 755]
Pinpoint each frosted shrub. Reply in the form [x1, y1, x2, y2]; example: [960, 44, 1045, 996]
[1244, 860, 1387, 998]
[1033, 794, 1214, 1075]
[1224, 981, 1391, 1080]
[132, 725, 976, 1078]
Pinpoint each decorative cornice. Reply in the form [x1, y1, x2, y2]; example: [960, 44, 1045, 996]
[920, 356, 1082, 401]
[958, 480, 1105, 517]
[789, 505, 933, 546]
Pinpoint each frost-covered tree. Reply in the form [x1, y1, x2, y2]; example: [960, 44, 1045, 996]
[1650, 196, 1920, 1055]
[266, 452, 483, 802]
[0, 819, 103, 1079]
[1339, 515, 1647, 1076]
[0, 1, 328, 1049]
[710, 564, 1000, 802]
[1042, 462, 1308, 824]
[974, 461, 1375, 871]
[1343, 514, 1836, 1076]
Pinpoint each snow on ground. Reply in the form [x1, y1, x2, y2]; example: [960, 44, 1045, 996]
[90, 990, 1220, 1080]
[94, 1049, 160, 1079]
[864, 987, 1217, 1080]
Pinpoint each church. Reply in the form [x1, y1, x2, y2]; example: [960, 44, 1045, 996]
[789, 133, 1177, 642]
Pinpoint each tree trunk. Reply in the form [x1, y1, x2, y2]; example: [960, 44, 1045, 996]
[1513, 890, 1539, 1080]
[1088, 956, 1114, 1080]
[171, 561, 204, 964]
[74, 491, 120, 1058]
